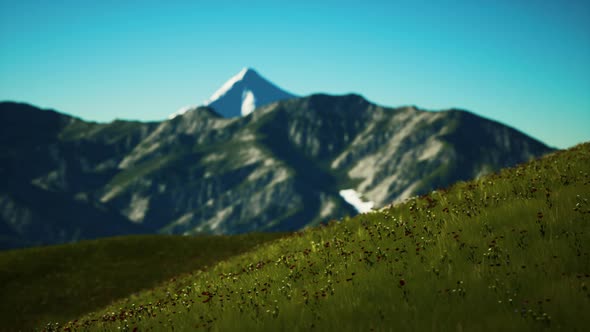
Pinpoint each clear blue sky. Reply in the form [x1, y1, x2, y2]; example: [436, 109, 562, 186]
[1, 0, 588, 148]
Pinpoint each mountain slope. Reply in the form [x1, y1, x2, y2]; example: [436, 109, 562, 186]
[81, 93, 553, 237]
[253, 94, 552, 206]
[0, 102, 156, 249]
[0, 232, 286, 332]
[0, 96, 554, 248]
[63, 142, 590, 331]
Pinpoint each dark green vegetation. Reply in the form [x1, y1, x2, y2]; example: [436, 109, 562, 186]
[0, 232, 286, 331]
[0, 97, 552, 249]
[48, 142, 589, 331]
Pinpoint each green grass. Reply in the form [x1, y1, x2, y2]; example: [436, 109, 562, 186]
[0, 233, 286, 331]
[49, 142, 590, 332]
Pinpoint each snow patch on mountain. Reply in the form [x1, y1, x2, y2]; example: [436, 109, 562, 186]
[241, 90, 256, 116]
[339, 189, 374, 213]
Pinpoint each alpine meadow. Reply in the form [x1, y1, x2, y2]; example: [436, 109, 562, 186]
[33, 142, 589, 331]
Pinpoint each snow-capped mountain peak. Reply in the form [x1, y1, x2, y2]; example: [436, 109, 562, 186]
[203, 67, 296, 118]
[204, 67, 251, 106]
[168, 67, 296, 119]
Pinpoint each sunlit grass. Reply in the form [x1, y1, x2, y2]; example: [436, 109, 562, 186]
[45, 143, 589, 331]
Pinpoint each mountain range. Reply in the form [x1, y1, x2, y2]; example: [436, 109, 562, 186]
[0, 69, 554, 249]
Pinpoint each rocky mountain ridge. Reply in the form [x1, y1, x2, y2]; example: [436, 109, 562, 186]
[0, 95, 554, 249]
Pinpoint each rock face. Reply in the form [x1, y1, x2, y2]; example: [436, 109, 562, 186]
[0, 96, 553, 249]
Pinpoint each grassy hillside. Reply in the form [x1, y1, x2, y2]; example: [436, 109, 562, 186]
[47, 142, 590, 332]
[0, 233, 286, 331]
